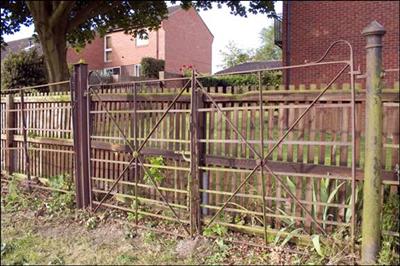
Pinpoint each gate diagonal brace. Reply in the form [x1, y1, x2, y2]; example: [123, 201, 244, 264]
[137, 157, 191, 235]
[198, 64, 350, 235]
[93, 80, 191, 213]
[89, 86, 136, 152]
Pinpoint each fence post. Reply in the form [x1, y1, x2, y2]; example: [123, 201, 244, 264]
[71, 63, 92, 209]
[361, 20, 386, 264]
[190, 70, 203, 236]
[5, 94, 16, 175]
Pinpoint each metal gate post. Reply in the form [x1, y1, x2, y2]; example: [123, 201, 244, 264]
[71, 63, 92, 209]
[190, 70, 202, 236]
[361, 21, 386, 264]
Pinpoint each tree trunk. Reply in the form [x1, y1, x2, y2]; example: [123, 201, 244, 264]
[38, 31, 70, 91]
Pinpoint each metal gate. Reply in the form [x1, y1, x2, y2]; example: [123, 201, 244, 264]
[71, 40, 357, 247]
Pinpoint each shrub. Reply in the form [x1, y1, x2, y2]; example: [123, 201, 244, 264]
[141, 57, 165, 78]
[1, 48, 48, 93]
[199, 71, 282, 88]
[88, 70, 114, 84]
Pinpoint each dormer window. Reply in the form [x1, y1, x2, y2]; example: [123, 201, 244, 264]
[135, 31, 149, 47]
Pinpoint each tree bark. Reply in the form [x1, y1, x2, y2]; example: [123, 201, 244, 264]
[37, 30, 69, 91]
[27, 2, 70, 91]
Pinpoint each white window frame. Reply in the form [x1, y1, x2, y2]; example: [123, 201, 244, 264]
[133, 64, 141, 77]
[135, 31, 149, 47]
[104, 66, 121, 76]
[104, 35, 112, 62]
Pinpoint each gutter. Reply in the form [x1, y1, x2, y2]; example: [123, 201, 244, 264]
[285, 1, 291, 87]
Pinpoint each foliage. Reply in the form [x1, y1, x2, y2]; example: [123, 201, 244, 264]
[85, 216, 99, 230]
[253, 26, 282, 61]
[4, 178, 26, 212]
[141, 57, 165, 78]
[127, 200, 143, 222]
[203, 223, 228, 237]
[1, 48, 47, 92]
[199, 72, 282, 87]
[88, 70, 114, 85]
[219, 25, 281, 70]
[48, 174, 73, 192]
[205, 238, 230, 264]
[143, 231, 157, 244]
[45, 193, 75, 215]
[311, 234, 323, 257]
[311, 179, 362, 228]
[143, 156, 165, 185]
[1, 1, 276, 84]
[44, 174, 75, 215]
[180, 64, 194, 77]
[219, 41, 253, 69]
[378, 194, 400, 265]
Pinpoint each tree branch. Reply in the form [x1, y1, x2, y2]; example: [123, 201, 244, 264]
[50, 1, 75, 26]
[66, 1, 108, 33]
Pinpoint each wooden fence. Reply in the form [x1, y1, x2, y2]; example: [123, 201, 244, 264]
[1, 81, 399, 236]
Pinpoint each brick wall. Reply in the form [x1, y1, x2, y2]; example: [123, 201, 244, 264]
[66, 7, 213, 76]
[67, 29, 164, 71]
[282, 1, 399, 87]
[163, 7, 213, 74]
[67, 35, 104, 70]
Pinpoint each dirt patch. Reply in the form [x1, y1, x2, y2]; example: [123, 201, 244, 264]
[175, 236, 212, 259]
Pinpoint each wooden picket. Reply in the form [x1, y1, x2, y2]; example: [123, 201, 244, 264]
[1, 82, 399, 234]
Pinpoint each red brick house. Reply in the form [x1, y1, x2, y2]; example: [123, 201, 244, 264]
[278, 1, 399, 86]
[67, 5, 213, 79]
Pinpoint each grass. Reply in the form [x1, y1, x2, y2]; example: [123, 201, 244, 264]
[0, 178, 282, 265]
[2, 176, 399, 265]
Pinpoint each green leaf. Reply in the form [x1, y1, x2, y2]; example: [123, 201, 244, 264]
[320, 178, 330, 203]
[280, 228, 303, 247]
[286, 176, 296, 195]
[323, 181, 346, 222]
[273, 227, 287, 246]
[312, 180, 317, 217]
[345, 192, 353, 223]
[311, 234, 324, 257]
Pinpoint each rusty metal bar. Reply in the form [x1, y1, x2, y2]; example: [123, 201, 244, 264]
[133, 83, 139, 227]
[136, 80, 190, 153]
[93, 201, 190, 224]
[20, 88, 31, 191]
[189, 69, 201, 236]
[71, 63, 92, 209]
[2, 80, 70, 93]
[349, 34, 356, 254]
[197, 82, 261, 158]
[202, 64, 350, 234]
[137, 157, 191, 235]
[258, 71, 268, 245]
[93, 81, 190, 212]
[197, 60, 349, 78]
[89, 86, 136, 152]
[89, 76, 190, 87]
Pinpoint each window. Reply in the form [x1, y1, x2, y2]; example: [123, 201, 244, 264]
[133, 64, 141, 77]
[104, 35, 112, 62]
[104, 67, 120, 75]
[135, 31, 149, 47]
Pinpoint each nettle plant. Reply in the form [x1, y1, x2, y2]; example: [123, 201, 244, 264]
[143, 156, 165, 185]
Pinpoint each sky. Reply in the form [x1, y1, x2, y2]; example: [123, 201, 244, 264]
[2, 1, 282, 74]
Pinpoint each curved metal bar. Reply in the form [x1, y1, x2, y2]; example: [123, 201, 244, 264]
[310, 40, 353, 64]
